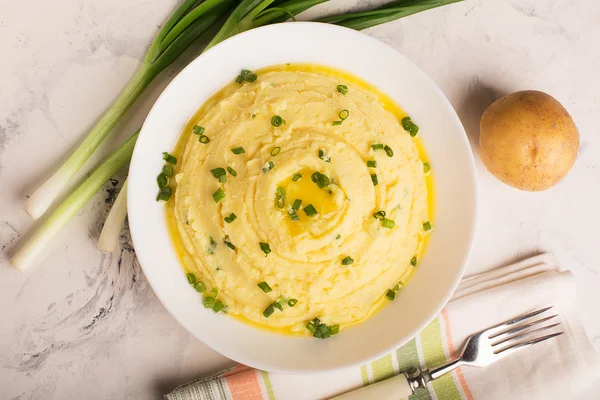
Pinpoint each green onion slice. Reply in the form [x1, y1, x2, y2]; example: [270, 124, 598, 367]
[192, 125, 205, 135]
[210, 167, 226, 180]
[162, 152, 177, 165]
[156, 187, 172, 202]
[263, 303, 275, 318]
[370, 173, 378, 186]
[262, 161, 274, 173]
[204, 297, 215, 308]
[371, 144, 384, 150]
[288, 298, 298, 307]
[292, 173, 302, 182]
[292, 199, 302, 210]
[337, 84, 348, 94]
[401, 116, 420, 137]
[199, 135, 210, 144]
[224, 237, 235, 250]
[273, 301, 283, 311]
[366, 160, 377, 168]
[373, 210, 386, 220]
[303, 204, 317, 216]
[411, 256, 417, 266]
[224, 213, 237, 223]
[231, 147, 245, 154]
[212, 300, 225, 313]
[157, 173, 167, 189]
[382, 218, 395, 229]
[270, 147, 281, 156]
[193, 282, 206, 292]
[342, 256, 354, 265]
[257, 282, 272, 293]
[386, 289, 396, 301]
[423, 163, 431, 174]
[227, 166, 237, 177]
[186, 273, 196, 284]
[384, 145, 394, 157]
[423, 221, 432, 231]
[271, 115, 285, 127]
[163, 165, 174, 177]
[306, 321, 317, 334]
[212, 188, 225, 203]
[329, 325, 340, 335]
[311, 171, 329, 188]
[318, 149, 331, 163]
[259, 242, 271, 256]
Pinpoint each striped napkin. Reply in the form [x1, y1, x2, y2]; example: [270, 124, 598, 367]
[165, 254, 599, 400]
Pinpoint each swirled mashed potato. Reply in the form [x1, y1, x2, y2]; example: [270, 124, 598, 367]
[169, 65, 431, 335]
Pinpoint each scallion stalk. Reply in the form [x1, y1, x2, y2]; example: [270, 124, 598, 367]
[11, 130, 139, 271]
[97, 179, 129, 252]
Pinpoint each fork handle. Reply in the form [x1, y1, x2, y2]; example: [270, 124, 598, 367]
[329, 373, 413, 400]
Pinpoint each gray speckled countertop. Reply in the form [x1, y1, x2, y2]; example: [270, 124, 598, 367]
[1, 0, 600, 398]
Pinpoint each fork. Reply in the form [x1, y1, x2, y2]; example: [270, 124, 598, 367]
[331, 306, 563, 400]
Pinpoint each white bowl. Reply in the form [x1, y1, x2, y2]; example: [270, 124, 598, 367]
[128, 22, 477, 373]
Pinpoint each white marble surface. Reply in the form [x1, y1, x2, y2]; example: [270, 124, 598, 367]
[1, 0, 599, 398]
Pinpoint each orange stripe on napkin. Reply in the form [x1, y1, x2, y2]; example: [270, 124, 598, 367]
[441, 308, 474, 400]
[225, 369, 264, 400]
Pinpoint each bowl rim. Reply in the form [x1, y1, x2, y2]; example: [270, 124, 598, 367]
[128, 21, 477, 373]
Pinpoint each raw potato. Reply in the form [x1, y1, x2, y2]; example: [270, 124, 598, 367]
[480, 90, 579, 191]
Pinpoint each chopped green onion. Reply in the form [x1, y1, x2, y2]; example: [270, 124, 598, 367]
[341, 256, 354, 265]
[231, 147, 245, 154]
[276, 186, 286, 197]
[227, 166, 237, 176]
[402, 117, 420, 137]
[335, 233, 341, 240]
[371, 143, 384, 150]
[306, 321, 317, 334]
[263, 303, 275, 318]
[366, 160, 377, 168]
[270, 147, 281, 156]
[292, 199, 302, 210]
[262, 161, 274, 173]
[392, 284, 400, 292]
[382, 219, 395, 229]
[224, 237, 235, 250]
[251, 114, 256, 118]
[337, 84, 348, 94]
[423, 221, 432, 231]
[329, 325, 340, 335]
[210, 167, 226, 180]
[192, 125, 205, 135]
[156, 187, 172, 201]
[411, 256, 417, 266]
[212, 300, 225, 313]
[273, 301, 283, 311]
[288, 209, 299, 221]
[157, 173, 168, 189]
[198, 135, 210, 144]
[423, 163, 430, 173]
[288, 298, 298, 307]
[257, 282, 272, 293]
[311, 171, 330, 188]
[271, 115, 285, 127]
[163, 152, 177, 165]
[259, 242, 271, 256]
[303, 204, 318, 216]
[386, 289, 396, 301]
[370, 174, 378, 186]
[318, 149, 331, 163]
[208, 287, 219, 297]
[373, 210, 386, 220]
[193, 281, 206, 292]
[224, 213, 237, 223]
[186, 273, 196, 284]
[292, 173, 302, 182]
[276, 197, 285, 209]
[384, 145, 394, 157]
[332, 109, 349, 125]
[212, 188, 225, 203]
[237, 69, 258, 83]
[163, 165, 175, 177]
[204, 297, 215, 308]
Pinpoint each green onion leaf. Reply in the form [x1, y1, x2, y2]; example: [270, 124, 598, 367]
[423, 163, 430, 173]
[342, 256, 354, 265]
[384, 145, 394, 157]
[288, 298, 298, 307]
[192, 125, 205, 135]
[303, 204, 318, 216]
[288, 209, 299, 221]
[306, 322, 317, 334]
[204, 297, 215, 309]
[423, 221, 432, 231]
[271, 115, 285, 127]
[292, 199, 302, 210]
[339, 109, 349, 120]
[257, 282, 272, 293]
[373, 210, 386, 220]
[270, 146, 281, 156]
[193, 281, 206, 292]
[163, 152, 177, 165]
[273, 301, 283, 311]
[231, 147, 245, 154]
[318, 149, 331, 163]
[198, 135, 210, 144]
[212, 188, 225, 203]
[386, 289, 396, 301]
[157, 173, 168, 189]
[262, 161, 275, 173]
[371, 143, 384, 150]
[366, 160, 377, 168]
[227, 166, 237, 176]
[370, 173, 378, 186]
[402, 117, 419, 137]
[210, 167, 226, 179]
[337, 84, 348, 94]
[208, 287, 219, 297]
[329, 325, 340, 335]
[224, 237, 235, 250]
[311, 171, 330, 188]
[276, 186, 286, 197]
[411, 256, 417, 266]
[186, 273, 196, 284]
[263, 303, 275, 318]
[224, 213, 237, 223]
[259, 242, 271, 256]
[292, 173, 302, 182]
[156, 187, 172, 202]
[212, 300, 225, 313]
[382, 218, 395, 229]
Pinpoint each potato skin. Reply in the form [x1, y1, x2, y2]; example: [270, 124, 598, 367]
[480, 90, 579, 191]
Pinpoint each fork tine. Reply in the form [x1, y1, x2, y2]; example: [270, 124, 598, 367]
[489, 314, 559, 341]
[494, 331, 564, 357]
[491, 322, 561, 347]
[485, 306, 553, 338]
